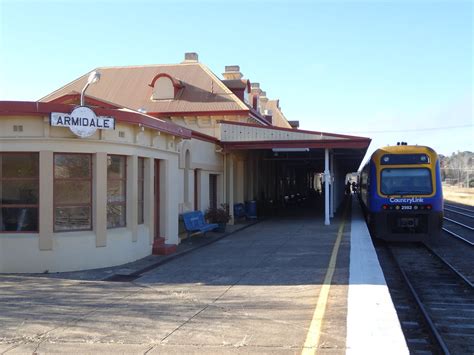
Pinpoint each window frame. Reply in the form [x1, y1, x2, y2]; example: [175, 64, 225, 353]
[380, 167, 433, 196]
[0, 152, 39, 233]
[53, 152, 93, 232]
[107, 154, 127, 229]
[209, 174, 217, 210]
[137, 157, 145, 225]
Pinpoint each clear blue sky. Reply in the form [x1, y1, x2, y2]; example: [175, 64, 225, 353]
[1, 0, 472, 160]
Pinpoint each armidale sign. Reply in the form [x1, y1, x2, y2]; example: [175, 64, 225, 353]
[51, 106, 115, 138]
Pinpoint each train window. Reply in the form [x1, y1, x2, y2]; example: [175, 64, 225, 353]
[381, 154, 430, 165]
[381, 168, 432, 195]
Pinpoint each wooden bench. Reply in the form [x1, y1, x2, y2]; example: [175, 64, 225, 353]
[182, 211, 218, 238]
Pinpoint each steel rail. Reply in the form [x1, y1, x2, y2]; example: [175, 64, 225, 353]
[424, 244, 474, 288]
[444, 208, 474, 219]
[443, 217, 474, 231]
[442, 227, 474, 246]
[444, 203, 474, 214]
[386, 245, 451, 355]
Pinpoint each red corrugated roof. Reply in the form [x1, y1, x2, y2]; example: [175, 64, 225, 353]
[40, 63, 249, 115]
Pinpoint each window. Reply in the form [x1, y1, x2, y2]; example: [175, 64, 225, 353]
[0, 153, 39, 232]
[138, 157, 144, 224]
[381, 168, 432, 195]
[54, 153, 92, 232]
[107, 155, 126, 228]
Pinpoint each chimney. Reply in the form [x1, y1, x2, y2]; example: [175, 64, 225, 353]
[183, 52, 199, 62]
[222, 65, 243, 80]
[251, 82, 262, 95]
[250, 83, 262, 110]
[259, 91, 268, 104]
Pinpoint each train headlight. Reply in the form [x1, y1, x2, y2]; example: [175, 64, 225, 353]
[414, 205, 418, 210]
[426, 205, 432, 210]
[395, 205, 400, 210]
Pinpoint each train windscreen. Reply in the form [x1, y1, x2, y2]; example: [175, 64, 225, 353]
[381, 168, 432, 195]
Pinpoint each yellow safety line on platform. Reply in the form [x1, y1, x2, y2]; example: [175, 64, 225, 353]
[301, 201, 349, 355]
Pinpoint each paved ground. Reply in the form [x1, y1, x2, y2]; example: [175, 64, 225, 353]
[0, 209, 351, 354]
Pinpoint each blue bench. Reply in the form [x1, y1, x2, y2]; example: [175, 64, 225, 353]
[182, 211, 218, 238]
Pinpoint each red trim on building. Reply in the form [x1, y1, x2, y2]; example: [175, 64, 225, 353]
[218, 120, 370, 140]
[148, 73, 184, 89]
[191, 130, 221, 144]
[0, 101, 192, 139]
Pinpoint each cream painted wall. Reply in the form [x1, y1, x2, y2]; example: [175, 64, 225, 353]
[0, 226, 151, 273]
[176, 138, 224, 213]
[0, 114, 182, 273]
[152, 77, 174, 100]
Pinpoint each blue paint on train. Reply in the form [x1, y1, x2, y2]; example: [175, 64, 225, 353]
[359, 145, 443, 241]
[367, 159, 443, 213]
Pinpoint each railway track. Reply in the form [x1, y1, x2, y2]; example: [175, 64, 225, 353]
[444, 202, 474, 215]
[376, 242, 474, 354]
[443, 202, 474, 246]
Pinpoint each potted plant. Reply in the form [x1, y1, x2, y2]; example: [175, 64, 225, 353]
[205, 203, 231, 232]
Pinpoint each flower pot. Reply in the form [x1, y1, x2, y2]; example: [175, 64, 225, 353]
[216, 222, 227, 233]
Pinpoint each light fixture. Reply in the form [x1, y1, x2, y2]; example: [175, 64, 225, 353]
[80, 70, 101, 106]
[272, 148, 309, 153]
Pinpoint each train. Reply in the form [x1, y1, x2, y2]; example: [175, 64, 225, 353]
[358, 143, 443, 241]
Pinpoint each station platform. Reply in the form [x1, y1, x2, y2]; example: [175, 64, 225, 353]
[0, 197, 409, 354]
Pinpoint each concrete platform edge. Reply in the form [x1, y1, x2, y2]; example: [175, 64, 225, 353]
[346, 199, 409, 354]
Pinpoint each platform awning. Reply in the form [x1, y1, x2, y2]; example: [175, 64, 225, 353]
[219, 121, 371, 151]
[219, 121, 371, 225]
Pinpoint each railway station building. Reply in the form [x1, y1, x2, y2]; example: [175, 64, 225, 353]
[0, 53, 370, 273]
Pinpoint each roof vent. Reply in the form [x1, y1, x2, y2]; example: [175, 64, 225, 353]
[223, 65, 243, 80]
[183, 52, 199, 62]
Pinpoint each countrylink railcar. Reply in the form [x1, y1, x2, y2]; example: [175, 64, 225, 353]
[359, 144, 443, 241]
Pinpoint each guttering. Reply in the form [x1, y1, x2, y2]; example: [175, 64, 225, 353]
[191, 130, 221, 145]
[221, 139, 371, 150]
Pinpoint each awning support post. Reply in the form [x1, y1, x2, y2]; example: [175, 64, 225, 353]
[330, 151, 335, 218]
[324, 148, 330, 225]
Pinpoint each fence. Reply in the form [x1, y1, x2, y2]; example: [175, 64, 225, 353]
[441, 168, 474, 188]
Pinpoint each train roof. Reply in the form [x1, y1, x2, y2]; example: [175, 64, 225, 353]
[370, 145, 438, 162]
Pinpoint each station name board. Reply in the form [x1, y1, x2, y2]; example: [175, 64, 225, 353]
[51, 106, 115, 138]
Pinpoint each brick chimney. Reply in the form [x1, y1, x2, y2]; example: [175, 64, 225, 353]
[183, 52, 199, 63]
[258, 91, 269, 114]
[251, 82, 262, 95]
[250, 83, 262, 110]
[222, 65, 243, 80]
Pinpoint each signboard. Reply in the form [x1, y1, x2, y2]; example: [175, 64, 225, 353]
[51, 106, 115, 138]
